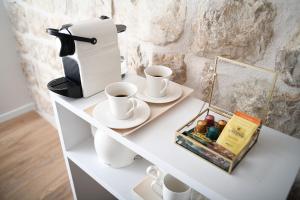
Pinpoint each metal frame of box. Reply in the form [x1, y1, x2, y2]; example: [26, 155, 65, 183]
[175, 56, 278, 173]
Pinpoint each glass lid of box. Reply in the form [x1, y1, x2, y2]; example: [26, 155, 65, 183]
[208, 57, 278, 122]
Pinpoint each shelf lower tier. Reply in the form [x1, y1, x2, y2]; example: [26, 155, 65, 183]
[66, 137, 151, 200]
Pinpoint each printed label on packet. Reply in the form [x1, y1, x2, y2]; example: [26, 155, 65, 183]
[216, 112, 261, 155]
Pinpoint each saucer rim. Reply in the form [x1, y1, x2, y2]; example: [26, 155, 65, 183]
[136, 83, 182, 104]
[93, 98, 151, 129]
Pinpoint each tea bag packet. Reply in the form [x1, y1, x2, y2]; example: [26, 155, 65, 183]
[217, 112, 261, 155]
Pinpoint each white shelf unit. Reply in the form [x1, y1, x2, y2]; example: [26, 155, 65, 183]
[52, 74, 300, 200]
[53, 98, 151, 200]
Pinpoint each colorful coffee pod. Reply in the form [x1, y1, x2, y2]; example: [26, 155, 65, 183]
[194, 120, 207, 134]
[217, 120, 227, 132]
[206, 127, 220, 141]
[205, 115, 215, 127]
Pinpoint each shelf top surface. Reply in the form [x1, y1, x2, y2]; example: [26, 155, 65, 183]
[51, 74, 300, 200]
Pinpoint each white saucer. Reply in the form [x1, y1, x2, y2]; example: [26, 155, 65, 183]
[93, 99, 151, 129]
[132, 176, 162, 200]
[136, 82, 183, 104]
[132, 176, 207, 200]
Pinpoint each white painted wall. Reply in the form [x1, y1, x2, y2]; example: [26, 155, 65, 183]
[0, 1, 33, 120]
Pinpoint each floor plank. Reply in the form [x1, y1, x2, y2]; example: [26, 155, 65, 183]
[0, 111, 73, 200]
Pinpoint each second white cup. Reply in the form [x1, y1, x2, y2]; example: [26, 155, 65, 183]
[147, 165, 191, 200]
[105, 82, 138, 120]
[144, 65, 172, 98]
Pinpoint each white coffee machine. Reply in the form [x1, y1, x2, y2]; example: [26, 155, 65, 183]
[47, 16, 126, 98]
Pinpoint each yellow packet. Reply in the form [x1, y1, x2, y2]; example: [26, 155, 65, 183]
[216, 112, 261, 155]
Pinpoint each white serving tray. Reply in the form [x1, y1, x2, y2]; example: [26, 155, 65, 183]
[84, 79, 193, 136]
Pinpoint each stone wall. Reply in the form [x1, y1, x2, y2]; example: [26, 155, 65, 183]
[3, 0, 300, 198]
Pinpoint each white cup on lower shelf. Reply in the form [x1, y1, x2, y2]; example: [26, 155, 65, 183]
[146, 165, 191, 200]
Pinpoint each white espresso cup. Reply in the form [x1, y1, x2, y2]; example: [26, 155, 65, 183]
[144, 65, 172, 98]
[147, 165, 191, 200]
[105, 82, 138, 120]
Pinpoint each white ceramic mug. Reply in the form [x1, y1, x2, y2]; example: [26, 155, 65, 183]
[144, 65, 172, 98]
[147, 165, 191, 200]
[105, 82, 138, 120]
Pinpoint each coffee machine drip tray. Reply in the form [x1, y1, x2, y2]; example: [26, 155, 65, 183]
[47, 77, 83, 98]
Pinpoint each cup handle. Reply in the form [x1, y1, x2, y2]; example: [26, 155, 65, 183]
[146, 166, 163, 197]
[151, 180, 163, 197]
[160, 79, 169, 95]
[146, 165, 160, 179]
[126, 98, 137, 116]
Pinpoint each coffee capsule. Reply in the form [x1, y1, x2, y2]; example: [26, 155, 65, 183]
[194, 120, 207, 134]
[206, 127, 220, 141]
[217, 120, 227, 132]
[205, 115, 215, 127]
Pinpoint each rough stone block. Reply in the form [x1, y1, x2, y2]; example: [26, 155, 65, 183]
[113, 0, 186, 45]
[152, 53, 187, 84]
[127, 43, 151, 76]
[275, 30, 300, 88]
[191, 0, 276, 63]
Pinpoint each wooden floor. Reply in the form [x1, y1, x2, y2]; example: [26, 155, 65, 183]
[0, 111, 73, 200]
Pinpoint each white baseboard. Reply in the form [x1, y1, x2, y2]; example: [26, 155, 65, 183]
[0, 102, 35, 123]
